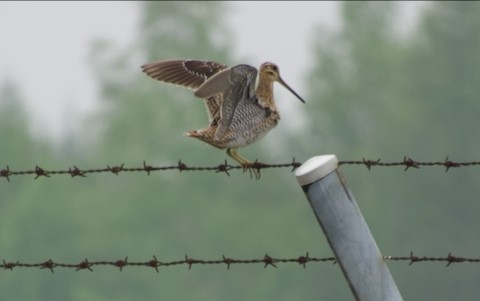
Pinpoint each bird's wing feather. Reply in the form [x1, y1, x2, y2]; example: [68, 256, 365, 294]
[194, 67, 233, 98]
[204, 95, 222, 124]
[141, 59, 228, 90]
[210, 64, 258, 139]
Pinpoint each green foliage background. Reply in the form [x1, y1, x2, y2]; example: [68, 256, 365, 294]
[1, 2, 480, 300]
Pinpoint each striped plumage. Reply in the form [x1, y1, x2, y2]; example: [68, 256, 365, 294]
[141, 59, 305, 178]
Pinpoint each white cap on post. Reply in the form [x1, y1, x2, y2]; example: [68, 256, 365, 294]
[295, 155, 339, 186]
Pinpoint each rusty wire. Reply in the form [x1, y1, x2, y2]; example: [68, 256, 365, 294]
[1, 252, 479, 273]
[1, 156, 479, 182]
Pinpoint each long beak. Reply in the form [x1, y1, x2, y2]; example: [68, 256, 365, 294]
[277, 77, 305, 103]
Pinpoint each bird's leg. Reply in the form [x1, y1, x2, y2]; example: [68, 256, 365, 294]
[226, 148, 261, 179]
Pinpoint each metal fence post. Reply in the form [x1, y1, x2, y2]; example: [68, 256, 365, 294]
[295, 155, 403, 301]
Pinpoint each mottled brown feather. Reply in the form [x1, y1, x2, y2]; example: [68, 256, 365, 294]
[141, 59, 228, 91]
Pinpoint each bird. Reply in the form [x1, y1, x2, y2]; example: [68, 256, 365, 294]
[141, 59, 305, 178]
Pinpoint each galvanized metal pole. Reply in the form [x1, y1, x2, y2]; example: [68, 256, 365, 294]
[295, 155, 403, 301]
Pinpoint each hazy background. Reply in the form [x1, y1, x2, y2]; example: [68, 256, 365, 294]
[1, 2, 480, 300]
[0, 2, 342, 142]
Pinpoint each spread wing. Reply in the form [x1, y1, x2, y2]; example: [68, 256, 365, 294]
[195, 64, 258, 139]
[141, 59, 228, 123]
[141, 59, 228, 91]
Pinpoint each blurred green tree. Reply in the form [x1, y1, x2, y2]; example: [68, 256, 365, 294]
[0, 81, 37, 208]
[306, 2, 480, 300]
[0, 80, 77, 299]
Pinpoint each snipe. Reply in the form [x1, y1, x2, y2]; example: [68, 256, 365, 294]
[141, 59, 305, 178]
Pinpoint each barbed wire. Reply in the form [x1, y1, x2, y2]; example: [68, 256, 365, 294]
[2, 252, 478, 273]
[1, 156, 479, 182]
[339, 156, 480, 171]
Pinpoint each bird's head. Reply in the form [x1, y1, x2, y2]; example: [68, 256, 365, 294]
[259, 62, 305, 103]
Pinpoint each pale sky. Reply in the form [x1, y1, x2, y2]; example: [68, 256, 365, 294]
[0, 2, 424, 143]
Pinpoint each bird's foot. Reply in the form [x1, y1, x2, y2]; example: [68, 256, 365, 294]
[241, 160, 263, 180]
[226, 148, 263, 180]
